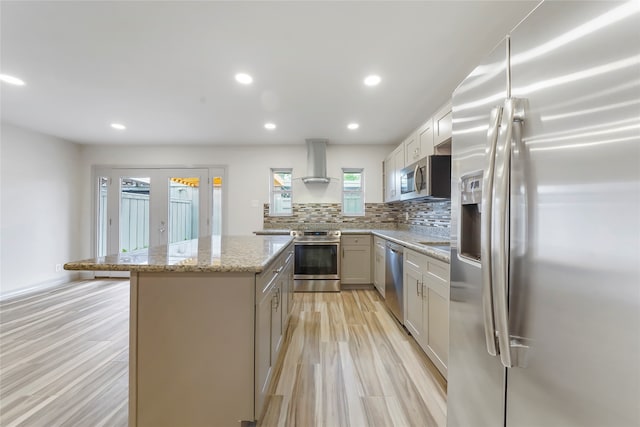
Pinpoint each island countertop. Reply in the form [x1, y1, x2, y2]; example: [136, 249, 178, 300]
[64, 235, 293, 273]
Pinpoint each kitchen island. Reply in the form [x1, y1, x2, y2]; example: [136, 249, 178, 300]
[64, 235, 294, 427]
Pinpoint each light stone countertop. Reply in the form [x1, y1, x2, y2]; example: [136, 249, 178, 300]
[253, 229, 291, 235]
[334, 229, 450, 263]
[64, 235, 293, 273]
[254, 228, 451, 263]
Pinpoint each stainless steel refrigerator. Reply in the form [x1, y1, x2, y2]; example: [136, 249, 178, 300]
[449, 2, 640, 426]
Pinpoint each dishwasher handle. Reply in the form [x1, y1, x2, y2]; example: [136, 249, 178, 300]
[386, 242, 404, 255]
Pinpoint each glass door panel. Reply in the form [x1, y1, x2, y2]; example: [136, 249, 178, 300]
[119, 176, 150, 254]
[212, 175, 223, 235]
[97, 176, 109, 257]
[168, 177, 199, 244]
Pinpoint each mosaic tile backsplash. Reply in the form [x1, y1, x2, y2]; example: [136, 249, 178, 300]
[263, 199, 451, 232]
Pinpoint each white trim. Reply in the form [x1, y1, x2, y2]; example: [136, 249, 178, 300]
[0, 272, 82, 302]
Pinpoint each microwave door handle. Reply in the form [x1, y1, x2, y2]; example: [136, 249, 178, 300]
[481, 105, 502, 358]
[413, 164, 420, 193]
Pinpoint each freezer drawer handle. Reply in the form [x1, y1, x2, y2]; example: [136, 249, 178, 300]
[481, 105, 502, 357]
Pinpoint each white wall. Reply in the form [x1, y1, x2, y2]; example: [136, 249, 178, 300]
[78, 143, 393, 256]
[1, 123, 82, 298]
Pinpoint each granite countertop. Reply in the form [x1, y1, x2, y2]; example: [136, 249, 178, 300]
[64, 235, 293, 273]
[255, 228, 451, 263]
[253, 229, 291, 235]
[341, 229, 450, 263]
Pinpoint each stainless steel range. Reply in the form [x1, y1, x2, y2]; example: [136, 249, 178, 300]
[290, 230, 341, 292]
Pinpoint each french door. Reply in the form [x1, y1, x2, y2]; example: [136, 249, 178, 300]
[94, 167, 224, 268]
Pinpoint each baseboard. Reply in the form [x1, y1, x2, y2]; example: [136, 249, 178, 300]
[340, 283, 375, 291]
[0, 272, 82, 302]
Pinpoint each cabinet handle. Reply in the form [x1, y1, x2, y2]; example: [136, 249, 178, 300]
[416, 279, 420, 297]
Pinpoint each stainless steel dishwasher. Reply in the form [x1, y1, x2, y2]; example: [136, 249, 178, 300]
[385, 241, 404, 323]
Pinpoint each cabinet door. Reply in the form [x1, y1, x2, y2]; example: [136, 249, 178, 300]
[392, 145, 405, 200]
[373, 238, 386, 297]
[418, 118, 434, 158]
[384, 155, 394, 202]
[341, 246, 372, 284]
[271, 283, 283, 362]
[255, 284, 273, 415]
[404, 131, 419, 165]
[427, 287, 449, 369]
[404, 261, 424, 346]
[434, 102, 452, 146]
[422, 255, 450, 378]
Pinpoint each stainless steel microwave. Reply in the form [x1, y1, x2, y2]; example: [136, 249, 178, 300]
[399, 155, 451, 200]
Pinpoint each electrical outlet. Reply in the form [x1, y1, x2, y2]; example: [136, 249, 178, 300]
[55, 264, 62, 272]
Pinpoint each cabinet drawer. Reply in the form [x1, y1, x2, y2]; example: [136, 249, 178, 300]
[405, 248, 427, 271]
[342, 235, 371, 246]
[426, 257, 449, 282]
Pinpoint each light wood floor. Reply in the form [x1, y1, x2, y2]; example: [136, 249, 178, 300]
[261, 290, 447, 427]
[0, 280, 446, 426]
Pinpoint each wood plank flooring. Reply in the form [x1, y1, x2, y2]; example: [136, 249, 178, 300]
[261, 290, 447, 427]
[0, 280, 446, 426]
[0, 280, 129, 427]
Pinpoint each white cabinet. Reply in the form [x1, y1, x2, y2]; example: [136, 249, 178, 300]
[384, 144, 405, 203]
[418, 118, 434, 159]
[373, 237, 386, 297]
[422, 255, 449, 376]
[404, 251, 425, 348]
[384, 154, 395, 202]
[433, 102, 452, 147]
[403, 248, 450, 378]
[403, 130, 419, 165]
[255, 266, 280, 416]
[341, 235, 372, 285]
[406, 118, 435, 164]
[255, 246, 294, 418]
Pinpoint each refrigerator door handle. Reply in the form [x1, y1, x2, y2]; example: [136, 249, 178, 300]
[481, 105, 503, 357]
[493, 97, 525, 369]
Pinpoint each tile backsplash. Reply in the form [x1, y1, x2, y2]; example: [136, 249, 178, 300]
[263, 199, 451, 231]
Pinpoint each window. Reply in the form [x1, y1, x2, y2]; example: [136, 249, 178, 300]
[342, 168, 364, 216]
[270, 168, 292, 215]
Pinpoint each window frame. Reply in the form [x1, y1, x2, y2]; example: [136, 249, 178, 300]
[269, 168, 293, 216]
[342, 168, 365, 216]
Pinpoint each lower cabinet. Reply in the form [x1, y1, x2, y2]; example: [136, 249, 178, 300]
[341, 235, 372, 284]
[373, 237, 386, 297]
[404, 248, 450, 378]
[255, 246, 294, 419]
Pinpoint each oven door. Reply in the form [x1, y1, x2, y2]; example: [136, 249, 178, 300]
[294, 242, 339, 279]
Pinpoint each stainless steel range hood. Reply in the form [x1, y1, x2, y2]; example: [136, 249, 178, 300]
[302, 138, 331, 184]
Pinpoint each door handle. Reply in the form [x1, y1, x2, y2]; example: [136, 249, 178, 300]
[481, 105, 502, 358]
[493, 97, 525, 369]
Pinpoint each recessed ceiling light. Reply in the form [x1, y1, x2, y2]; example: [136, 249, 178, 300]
[347, 123, 359, 130]
[364, 75, 381, 86]
[235, 73, 253, 85]
[0, 74, 26, 86]
[111, 123, 126, 130]
[264, 123, 276, 130]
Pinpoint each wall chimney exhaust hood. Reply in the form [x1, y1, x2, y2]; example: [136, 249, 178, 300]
[302, 138, 331, 184]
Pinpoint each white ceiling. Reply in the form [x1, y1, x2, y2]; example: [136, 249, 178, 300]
[0, 1, 537, 146]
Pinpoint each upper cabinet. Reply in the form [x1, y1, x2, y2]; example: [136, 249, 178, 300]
[384, 144, 404, 202]
[403, 130, 419, 165]
[433, 102, 452, 147]
[383, 100, 450, 203]
[418, 118, 434, 159]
